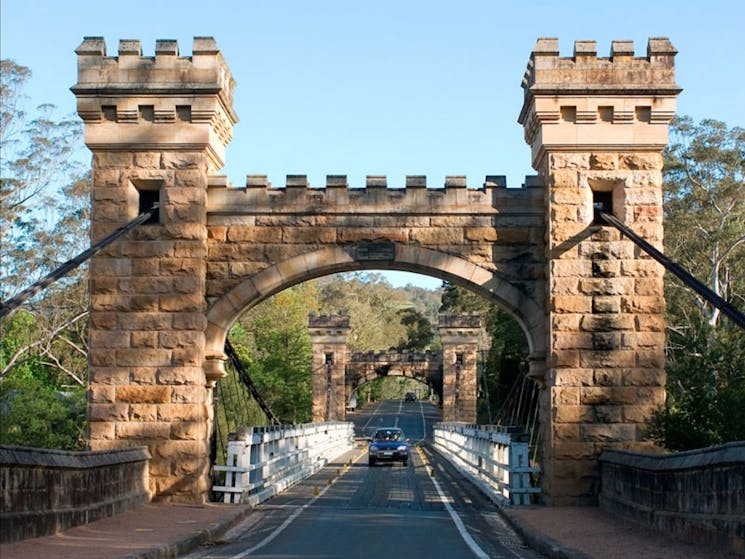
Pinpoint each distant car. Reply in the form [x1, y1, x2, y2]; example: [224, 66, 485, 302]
[404, 392, 416, 402]
[368, 427, 409, 467]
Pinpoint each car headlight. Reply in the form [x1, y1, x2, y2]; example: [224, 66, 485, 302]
[397, 445, 407, 452]
[369, 445, 379, 452]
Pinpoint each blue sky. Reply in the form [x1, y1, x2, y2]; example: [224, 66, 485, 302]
[2, 0, 744, 290]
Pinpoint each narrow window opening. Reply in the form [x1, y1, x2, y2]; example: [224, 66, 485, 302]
[455, 353, 464, 366]
[138, 189, 160, 224]
[325, 352, 334, 365]
[593, 191, 613, 224]
[102, 106, 117, 122]
[176, 105, 192, 122]
[139, 105, 155, 122]
[560, 106, 576, 123]
[635, 106, 651, 123]
[598, 106, 613, 123]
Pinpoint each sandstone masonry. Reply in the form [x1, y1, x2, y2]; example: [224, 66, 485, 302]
[73, 36, 679, 505]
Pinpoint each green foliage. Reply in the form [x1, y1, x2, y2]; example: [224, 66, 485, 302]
[648, 322, 745, 450]
[651, 115, 745, 450]
[439, 281, 529, 424]
[395, 308, 434, 351]
[231, 283, 319, 424]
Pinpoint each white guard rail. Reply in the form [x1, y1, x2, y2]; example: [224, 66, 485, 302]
[212, 421, 354, 505]
[433, 422, 540, 505]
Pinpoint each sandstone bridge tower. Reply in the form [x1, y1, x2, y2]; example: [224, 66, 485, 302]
[73, 36, 679, 504]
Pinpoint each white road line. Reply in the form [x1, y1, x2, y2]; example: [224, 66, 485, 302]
[430, 473, 491, 559]
[361, 401, 381, 430]
[394, 399, 402, 427]
[229, 452, 365, 558]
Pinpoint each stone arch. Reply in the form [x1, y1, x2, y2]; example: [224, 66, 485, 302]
[204, 243, 545, 365]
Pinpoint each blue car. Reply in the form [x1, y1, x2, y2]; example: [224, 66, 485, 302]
[368, 427, 409, 467]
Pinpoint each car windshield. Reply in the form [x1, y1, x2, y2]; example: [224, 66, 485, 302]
[373, 429, 402, 441]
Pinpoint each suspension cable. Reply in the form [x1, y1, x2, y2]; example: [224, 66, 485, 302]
[599, 211, 745, 330]
[224, 339, 281, 425]
[0, 205, 159, 320]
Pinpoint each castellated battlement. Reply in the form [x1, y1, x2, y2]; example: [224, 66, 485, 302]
[308, 314, 351, 331]
[206, 174, 545, 215]
[519, 38, 680, 166]
[72, 37, 237, 169]
[521, 38, 680, 96]
[438, 313, 482, 330]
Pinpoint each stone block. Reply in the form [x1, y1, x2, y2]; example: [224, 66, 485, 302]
[129, 404, 158, 421]
[172, 348, 201, 366]
[580, 349, 636, 368]
[91, 312, 118, 330]
[90, 330, 131, 348]
[160, 294, 204, 312]
[116, 385, 171, 403]
[90, 350, 117, 367]
[131, 331, 158, 348]
[284, 227, 338, 243]
[162, 152, 202, 169]
[157, 331, 204, 349]
[119, 313, 173, 331]
[88, 385, 116, 403]
[636, 349, 665, 368]
[410, 228, 463, 245]
[581, 386, 638, 405]
[89, 403, 129, 421]
[553, 386, 581, 405]
[580, 423, 637, 443]
[116, 422, 171, 439]
[170, 385, 208, 404]
[158, 404, 204, 422]
[590, 153, 618, 170]
[157, 367, 204, 386]
[592, 296, 620, 313]
[554, 368, 594, 386]
[464, 227, 497, 242]
[554, 405, 596, 423]
[550, 153, 590, 169]
[227, 226, 282, 243]
[552, 296, 592, 313]
[88, 421, 116, 440]
[621, 296, 664, 314]
[90, 367, 130, 385]
[95, 152, 134, 168]
[172, 312, 208, 331]
[619, 153, 662, 170]
[131, 367, 157, 384]
[622, 369, 666, 387]
[551, 349, 580, 367]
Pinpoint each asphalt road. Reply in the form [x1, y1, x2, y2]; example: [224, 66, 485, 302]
[183, 400, 543, 558]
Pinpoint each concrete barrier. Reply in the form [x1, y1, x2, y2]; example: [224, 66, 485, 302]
[0, 444, 150, 543]
[599, 442, 745, 554]
[212, 422, 354, 505]
[432, 422, 540, 505]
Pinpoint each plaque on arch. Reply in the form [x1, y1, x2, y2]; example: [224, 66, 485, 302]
[356, 241, 395, 261]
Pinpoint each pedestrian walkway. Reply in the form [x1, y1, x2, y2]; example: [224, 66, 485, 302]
[503, 506, 740, 559]
[0, 502, 251, 559]
[1, 499, 739, 558]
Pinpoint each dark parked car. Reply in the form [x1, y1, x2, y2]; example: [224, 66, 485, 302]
[404, 392, 416, 402]
[368, 427, 409, 467]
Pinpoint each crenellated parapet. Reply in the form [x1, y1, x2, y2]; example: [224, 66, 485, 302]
[71, 37, 237, 170]
[519, 38, 681, 167]
[438, 313, 482, 332]
[308, 313, 351, 332]
[207, 173, 544, 215]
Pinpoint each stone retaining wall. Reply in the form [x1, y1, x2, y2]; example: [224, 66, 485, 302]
[599, 442, 745, 554]
[0, 445, 150, 543]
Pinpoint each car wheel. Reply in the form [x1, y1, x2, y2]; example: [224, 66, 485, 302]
[368, 458, 375, 467]
[402, 460, 408, 467]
